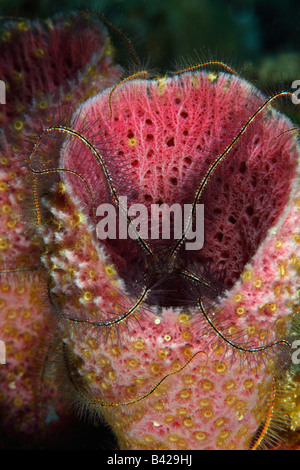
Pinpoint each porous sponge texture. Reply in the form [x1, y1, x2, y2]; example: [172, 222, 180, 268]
[68, 72, 298, 288]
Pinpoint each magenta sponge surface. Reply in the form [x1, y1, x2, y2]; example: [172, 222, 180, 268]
[63, 71, 298, 289]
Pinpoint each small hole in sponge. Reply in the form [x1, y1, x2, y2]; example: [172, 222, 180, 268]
[131, 159, 139, 167]
[184, 156, 192, 165]
[144, 194, 153, 202]
[215, 232, 223, 242]
[147, 134, 154, 141]
[228, 215, 236, 224]
[180, 111, 188, 119]
[146, 119, 153, 125]
[166, 137, 175, 147]
[175, 97, 181, 104]
[170, 177, 178, 186]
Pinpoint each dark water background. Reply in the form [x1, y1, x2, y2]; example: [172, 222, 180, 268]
[1, 0, 300, 81]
